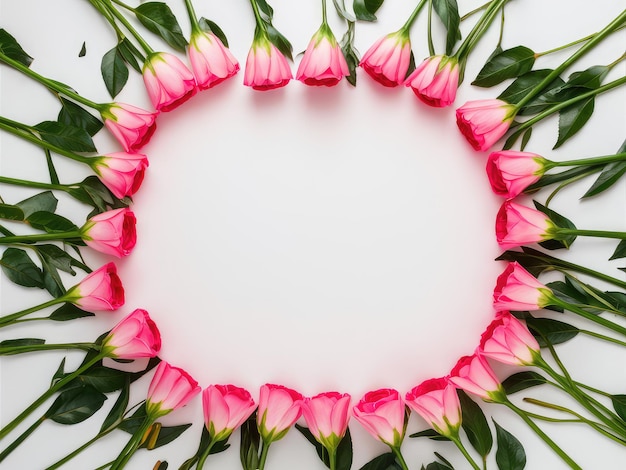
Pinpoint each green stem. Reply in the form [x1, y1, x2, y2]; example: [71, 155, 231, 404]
[195, 440, 215, 470]
[0, 342, 98, 356]
[390, 445, 409, 470]
[98, 0, 154, 54]
[426, 0, 435, 56]
[547, 152, 626, 168]
[45, 427, 115, 470]
[0, 416, 45, 463]
[549, 296, 626, 337]
[322, 0, 328, 24]
[328, 446, 337, 470]
[579, 328, 626, 347]
[0, 353, 104, 440]
[544, 169, 598, 206]
[0, 298, 65, 327]
[109, 417, 153, 470]
[249, 0, 268, 35]
[536, 25, 626, 58]
[460, 0, 491, 22]
[183, 0, 200, 31]
[258, 440, 271, 470]
[0, 231, 84, 246]
[556, 228, 626, 240]
[450, 435, 481, 470]
[0, 175, 75, 192]
[400, 0, 428, 33]
[455, 0, 508, 62]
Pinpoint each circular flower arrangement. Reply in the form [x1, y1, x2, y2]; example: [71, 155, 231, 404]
[0, 1, 625, 470]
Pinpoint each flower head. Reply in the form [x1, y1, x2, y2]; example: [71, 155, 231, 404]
[143, 52, 197, 112]
[449, 354, 505, 402]
[456, 99, 516, 151]
[203, 384, 256, 442]
[188, 30, 239, 90]
[65, 262, 124, 311]
[146, 361, 200, 419]
[296, 24, 349, 87]
[405, 55, 460, 107]
[80, 208, 137, 258]
[353, 388, 406, 448]
[92, 151, 149, 199]
[486, 150, 547, 198]
[102, 308, 161, 359]
[244, 34, 292, 91]
[479, 311, 540, 366]
[301, 391, 351, 451]
[360, 31, 411, 87]
[101, 102, 158, 153]
[496, 200, 556, 249]
[493, 262, 552, 312]
[256, 384, 303, 443]
[405, 377, 461, 438]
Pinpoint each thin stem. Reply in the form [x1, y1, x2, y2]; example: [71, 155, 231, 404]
[322, 0, 328, 24]
[400, 0, 428, 33]
[183, 0, 200, 31]
[427, 0, 435, 56]
[0, 175, 74, 192]
[258, 440, 271, 470]
[579, 328, 626, 348]
[328, 446, 337, 470]
[0, 342, 98, 356]
[0, 298, 64, 327]
[450, 435, 482, 470]
[195, 440, 215, 470]
[460, 0, 491, 22]
[544, 170, 597, 206]
[536, 25, 626, 58]
[249, 0, 268, 35]
[549, 296, 626, 337]
[45, 428, 114, 470]
[556, 228, 626, 240]
[548, 152, 626, 168]
[98, 0, 154, 54]
[0, 416, 45, 463]
[456, 0, 508, 61]
[0, 231, 84, 246]
[110, 417, 153, 470]
[390, 445, 409, 470]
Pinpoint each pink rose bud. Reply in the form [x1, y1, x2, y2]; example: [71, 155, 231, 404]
[92, 151, 149, 199]
[256, 384, 303, 442]
[456, 99, 516, 151]
[244, 35, 292, 91]
[496, 200, 556, 249]
[146, 361, 201, 419]
[449, 354, 505, 402]
[360, 31, 411, 87]
[479, 311, 540, 366]
[80, 208, 137, 258]
[143, 52, 197, 112]
[486, 150, 547, 198]
[102, 308, 161, 359]
[188, 30, 240, 90]
[203, 384, 257, 442]
[296, 24, 349, 87]
[493, 262, 552, 312]
[405, 55, 460, 107]
[64, 262, 124, 311]
[405, 377, 461, 438]
[101, 102, 158, 153]
[301, 392, 351, 451]
[353, 388, 406, 448]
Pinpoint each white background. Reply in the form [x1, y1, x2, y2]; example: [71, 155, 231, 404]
[1, 1, 625, 469]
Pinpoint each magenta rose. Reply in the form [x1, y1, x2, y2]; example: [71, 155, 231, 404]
[301, 391, 351, 451]
[493, 261, 552, 312]
[244, 35, 292, 91]
[188, 30, 240, 90]
[101, 102, 157, 153]
[256, 383, 303, 443]
[496, 200, 556, 249]
[296, 24, 349, 87]
[479, 311, 540, 366]
[65, 262, 124, 311]
[486, 150, 547, 198]
[405, 377, 461, 438]
[146, 361, 201, 419]
[360, 31, 411, 87]
[143, 52, 197, 112]
[353, 388, 406, 448]
[203, 384, 257, 442]
[405, 55, 460, 107]
[92, 151, 149, 199]
[80, 208, 137, 258]
[102, 308, 161, 359]
[456, 99, 516, 151]
[449, 354, 505, 402]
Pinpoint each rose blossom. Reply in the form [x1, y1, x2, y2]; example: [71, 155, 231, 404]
[64, 262, 124, 311]
[456, 99, 516, 151]
[360, 31, 411, 87]
[92, 151, 149, 199]
[405, 377, 461, 438]
[479, 311, 540, 366]
[188, 30, 239, 90]
[146, 361, 201, 419]
[244, 35, 292, 91]
[102, 308, 161, 359]
[296, 24, 349, 87]
[353, 388, 406, 448]
[101, 102, 157, 153]
[496, 200, 556, 249]
[300, 392, 351, 451]
[449, 354, 505, 402]
[203, 384, 256, 442]
[256, 384, 303, 442]
[486, 150, 547, 198]
[143, 52, 197, 112]
[80, 208, 137, 258]
[405, 55, 460, 107]
[493, 262, 552, 312]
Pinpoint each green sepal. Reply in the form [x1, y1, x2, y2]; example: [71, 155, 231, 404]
[353, 0, 385, 22]
[493, 420, 526, 470]
[458, 390, 493, 459]
[502, 371, 547, 394]
[432, 0, 461, 55]
[101, 46, 129, 98]
[45, 384, 107, 425]
[0, 248, 43, 288]
[0, 29, 33, 66]
[473, 46, 535, 88]
[296, 424, 353, 470]
[134, 2, 188, 52]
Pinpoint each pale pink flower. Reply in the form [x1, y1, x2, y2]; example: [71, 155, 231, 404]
[92, 151, 149, 199]
[456, 99, 516, 151]
[405, 55, 460, 107]
[101, 102, 157, 153]
[493, 262, 552, 312]
[102, 308, 161, 359]
[296, 24, 349, 87]
[479, 311, 540, 366]
[146, 361, 201, 418]
[256, 384, 303, 442]
[496, 200, 556, 249]
[188, 30, 239, 90]
[80, 208, 137, 258]
[360, 31, 411, 87]
[203, 384, 256, 442]
[65, 262, 124, 311]
[301, 392, 351, 451]
[143, 52, 197, 112]
[353, 388, 406, 448]
[405, 377, 461, 438]
[449, 354, 505, 402]
[244, 35, 292, 91]
[486, 150, 547, 198]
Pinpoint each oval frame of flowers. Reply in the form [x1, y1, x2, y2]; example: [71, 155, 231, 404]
[1, 0, 624, 470]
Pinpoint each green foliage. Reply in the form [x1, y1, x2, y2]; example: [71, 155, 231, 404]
[533, 201, 577, 250]
[458, 390, 493, 459]
[473, 46, 535, 87]
[353, 0, 385, 22]
[494, 421, 526, 470]
[554, 96, 594, 149]
[0, 248, 43, 287]
[432, 0, 461, 55]
[409, 428, 451, 441]
[359, 452, 402, 470]
[341, 22, 359, 86]
[49, 303, 94, 321]
[502, 371, 547, 394]
[58, 98, 103, 136]
[101, 46, 129, 98]
[33, 121, 97, 152]
[134, 2, 188, 52]
[198, 18, 230, 47]
[296, 424, 353, 470]
[0, 29, 33, 66]
[610, 395, 626, 421]
[240, 413, 260, 470]
[46, 384, 107, 425]
[524, 316, 580, 346]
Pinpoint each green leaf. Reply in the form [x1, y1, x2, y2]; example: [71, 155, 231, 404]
[33, 121, 97, 152]
[46, 385, 107, 424]
[256, 0, 274, 22]
[51, 358, 67, 386]
[49, 303, 94, 321]
[473, 46, 535, 88]
[0, 248, 43, 288]
[502, 371, 547, 394]
[135, 2, 188, 52]
[533, 200, 577, 249]
[16, 191, 58, 218]
[520, 128, 533, 151]
[582, 161, 626, 199]
[0, 203, 25, 221]
[36, 244, 78, 275]
[0, 338, 45, 348]
[432, 0, 461, 55]
[295, 425, 353, 470]
[101, 46, 129, 98]
[409, 428, 451, 441]
[266, 24, 293, 61]
[26, 211, 79, 234]
[526, 165, 603, 193]
[458, 390, 493, 458]
[116, 38, 142, 73]
[525, 317, 579, 346]
[560, 65, 609, 91]
[498, 70, 565, 114]
[198, 18, 230, 47]
[0, 29, 33, 66]
[78, 41, 86, 57]
[610, 395, 626, 421]
[610, 240, 626, 260]
[554, 96, 594, 149]
[58, 98, 103, 136]
[358, 452, 400, 470]
[240, 414, 260, 470]
[353, 0, 385, 21]
[332, 0, 356, 22]
[494, 421, 526, 470]
[100, 378, 130, 433]
[340, 22, 359, 87]
[139, 423, 193, 450]
[423, 462, 454, 470]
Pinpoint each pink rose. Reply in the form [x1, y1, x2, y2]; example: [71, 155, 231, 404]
[80, 208, 137, 258]
[101, 102, 157, 153]
[188, 30, 240, 90]
[143, 52, 197, 112]
[493, 262, 551, 312]
[353, 388, 406, 447]
[146, 361, 201, 419]
[203, 384, 256, 442]
[496, 200, 555, 249]
[405, 55, 460, 107]
[300, 391, 351, 451]
[486, 150, 546, 198]
[92, 151, 149, 199]
[360, 31, 411, 87]
[256, 384, 303, 442]
[405, 377, 461, 438]
[65, 262, 124, 311]
[244, 35, 292, 91]
[456, 99, 516, 151]
[296, 24, 349, 87]
[449, 354, 504, 402]
[102, 308, 161, 359]
[479, 311, 540, 366]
